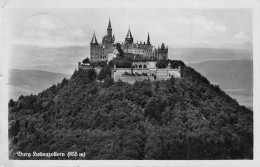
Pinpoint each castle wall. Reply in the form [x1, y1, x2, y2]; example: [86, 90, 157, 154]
[156, 69, 181, 79]
[158, 52, 168, 59]
[112, 67, 181, 83]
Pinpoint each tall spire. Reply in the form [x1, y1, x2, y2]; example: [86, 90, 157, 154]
[126, 26, 133, 39]
[108, 18, 112, 29]
[125, 26, 134, 44]
[147, 32, 150, 45]
[91, 31, 98, 44]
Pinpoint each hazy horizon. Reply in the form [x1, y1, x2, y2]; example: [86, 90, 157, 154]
[10, 44, 253, 74]
[8, 44, 253, 108]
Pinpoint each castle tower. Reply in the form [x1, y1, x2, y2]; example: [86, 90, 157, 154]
[125, 26, 134, 44]
[103, 18, 115, 44]
[157, 43, 168, 60]
[107, 18, 112, 37]
[90, 31, 99, 62]
[147, 33, 151, 45]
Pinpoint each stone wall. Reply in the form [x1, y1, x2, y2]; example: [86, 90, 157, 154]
[112, 67, 181, 83]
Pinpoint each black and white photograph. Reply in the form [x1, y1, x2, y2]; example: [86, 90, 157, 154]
[0, 0, 260, 166]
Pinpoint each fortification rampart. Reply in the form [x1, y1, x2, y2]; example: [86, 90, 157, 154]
[112, 66, 181, 83]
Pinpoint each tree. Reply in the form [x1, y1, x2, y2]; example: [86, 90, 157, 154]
[108, 59, 132, 68]
[169, 60, 185, 69]
[9, 120, 20, 138]
[82, 57, 90, 64]
[156, 59, 168, 68]
[103, 76, 114, 87]
[9, 99, 15, 108]
[97, 65, 111, 81]
[90, 61, 107, 68]
[71, 68, 97, 84]
[115, 43, 124, 58]
[8, 59, 253, 160]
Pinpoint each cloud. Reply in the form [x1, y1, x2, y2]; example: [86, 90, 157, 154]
[156, 14, 252, 48]
[176, 15, 226, 36]
[12, 15, 89, 47]
[11, 12, 251, 49]
[38, 19, 57, 30]
[234, 31, 250, 43]
[73, 28, 84, 37]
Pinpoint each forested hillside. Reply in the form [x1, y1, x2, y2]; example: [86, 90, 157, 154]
[8, 61, 253, 160]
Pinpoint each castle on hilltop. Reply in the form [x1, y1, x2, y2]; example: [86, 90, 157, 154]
[90, 19, 168, 62]
[78, 19, 181, 82]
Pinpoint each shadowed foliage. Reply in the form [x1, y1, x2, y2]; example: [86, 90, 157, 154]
[9, 61, 253, 160]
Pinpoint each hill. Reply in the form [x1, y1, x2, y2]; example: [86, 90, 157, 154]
[11, 44, 88, 74]
[168, 48, 252, 63]
[8, 62, 253, 160]
[188, 60, 253, 108]
[8, 69, 71, 100]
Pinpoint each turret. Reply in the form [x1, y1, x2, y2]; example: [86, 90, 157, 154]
[157, 43, 168, 60]
[161, 43, 165, 49]
[147, 33, 151, 45]
[107, 18, 112, 37]
[103, 18, 114, 44]
[125, 26, 134, 44]
[90, 31, 98, 45]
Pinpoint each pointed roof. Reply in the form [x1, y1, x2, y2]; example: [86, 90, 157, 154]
[126, 26, 133, 39]
[147, 32, 150, 45]
[108, 18, 112, 29]
[161, 43, 165, 49]
[91, 31, 98, 44]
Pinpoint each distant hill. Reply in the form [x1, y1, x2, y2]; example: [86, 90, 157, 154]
[9, 62, 253, 160]
[8, 69, 71, 100]
[11, 44, 89, 74]
[188, 60, 253, 108]
[168, 48, 252, 63]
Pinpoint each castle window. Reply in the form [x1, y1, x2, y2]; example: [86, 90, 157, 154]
[139, 65, 142, 68]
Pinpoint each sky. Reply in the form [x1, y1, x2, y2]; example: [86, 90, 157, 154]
[10, 8, 252, 48]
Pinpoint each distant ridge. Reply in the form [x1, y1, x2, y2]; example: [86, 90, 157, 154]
[188, 59, 253, 108]
[9, 69, 71, 100]
[168, 47, 252, 63]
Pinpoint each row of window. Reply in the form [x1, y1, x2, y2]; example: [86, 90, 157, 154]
[91, 56, 106, 59]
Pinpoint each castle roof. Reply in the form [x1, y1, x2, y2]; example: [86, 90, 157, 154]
[91, 31, 98, 44]
[147, 32, 151, 45]
[126, 27, 133, 39]
[108, 19, 112, 29]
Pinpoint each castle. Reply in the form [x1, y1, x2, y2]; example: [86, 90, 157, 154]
[78, 19, 181, 82]
[90, 19, 168, 62]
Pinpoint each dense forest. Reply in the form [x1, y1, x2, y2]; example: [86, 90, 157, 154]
[9, 60, 253, 160]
